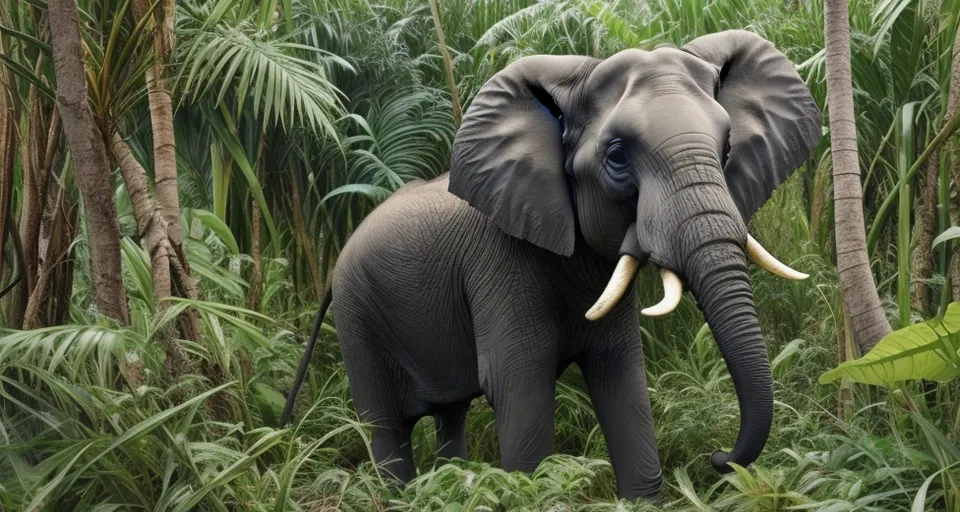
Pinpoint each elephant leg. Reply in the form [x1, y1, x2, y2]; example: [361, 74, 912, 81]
[486, 362, 556, 472]
[337, 315, 426, 485]
[371, 420, 416, 483]
[434, 401, 471, 461]
[579, 338, 663, 500]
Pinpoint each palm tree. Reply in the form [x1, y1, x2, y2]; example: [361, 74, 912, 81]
[132, 0, 182, 246]
[823, 0, 890, 353]
[48, 0, 129, 324]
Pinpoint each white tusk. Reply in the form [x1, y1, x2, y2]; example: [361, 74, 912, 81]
[585, 255, 639, 321]
[640, 268, 683, 317]
[745, 235, 809, 280]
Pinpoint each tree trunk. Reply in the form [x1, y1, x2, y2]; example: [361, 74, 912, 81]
[19, 83, 47, 294]
[111, 132, 173, 298]
[947, 27, 960, 302]
[824, 0, 891, 353]
[288, 169, 324, 304]
[23, 182, 76, 328]
[49, 0, 129, 324]
[909, 147, 940, 313]
[0, 40, 15, 287]
[6, 78, 48, 325]
[47, 192, 77, 326]
[131, 0, 181, 246]
[110, 131, 194, 379]
[247, 164, 264, 311]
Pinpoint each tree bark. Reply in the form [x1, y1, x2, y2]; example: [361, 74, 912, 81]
[131, 0, 181, 246]
[110, 131, 194, 379]
[111, 132, 173, 298]
[19, 84, 46, 294]
[19, 103, 60, 297]
[49, 0, 129, 324]
[909, 147, 940, 313]
[47, 193, 77, 326]
[23, 182, 76, 328]
[947, 27, 960, 302]
[0, 37, 16, 286]
[247, 151, 264, 311]
[824, 0, 891, 353]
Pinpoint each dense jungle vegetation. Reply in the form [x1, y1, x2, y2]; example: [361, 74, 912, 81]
[2, 0, 960, 509]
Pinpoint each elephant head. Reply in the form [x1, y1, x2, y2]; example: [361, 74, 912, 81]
[448, 30, 821, 472]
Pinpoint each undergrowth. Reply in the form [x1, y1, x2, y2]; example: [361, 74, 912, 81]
[3, 177, 959, 511]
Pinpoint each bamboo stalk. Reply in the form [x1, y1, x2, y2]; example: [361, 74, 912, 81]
[896, 104, 915, 328]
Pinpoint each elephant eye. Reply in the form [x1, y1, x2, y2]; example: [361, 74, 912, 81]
[605, 140, 630, 170]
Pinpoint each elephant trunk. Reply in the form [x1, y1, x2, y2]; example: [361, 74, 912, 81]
[682, 238, 772, 472]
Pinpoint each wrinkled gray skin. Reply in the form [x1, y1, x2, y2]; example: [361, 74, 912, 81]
[285, 30, 821, 500]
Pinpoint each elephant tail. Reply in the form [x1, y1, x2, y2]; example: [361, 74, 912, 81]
[279, 286, 334, 427]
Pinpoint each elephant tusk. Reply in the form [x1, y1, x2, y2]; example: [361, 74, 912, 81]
[640, 268, 683, 317]
[745, 235, 809, 280]
[585, 255, 639, 321]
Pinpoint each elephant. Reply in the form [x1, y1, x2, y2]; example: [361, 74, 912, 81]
[281, 29, 821, 500]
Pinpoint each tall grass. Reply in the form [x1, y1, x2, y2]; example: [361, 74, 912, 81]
[2, 0, 960, 510]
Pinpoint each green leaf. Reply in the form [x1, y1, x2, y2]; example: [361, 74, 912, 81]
[188, 208, 240, 254]
[206, 109, 281, 257]
[61, 382, 237, 496]
[24, 442, 99, 512]
[0, 54, 56, 102]
[819, 303, 960, 386]
[912, 461, 960, 512]
[932, 226, 960, 249]
[172, 429, 286, 512]
[321, 183, 392, 204]
[0, 25, 52, 54]
[252, 382, 285, 425]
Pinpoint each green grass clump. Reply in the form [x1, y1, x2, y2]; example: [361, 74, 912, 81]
[4, 210, 958, 511]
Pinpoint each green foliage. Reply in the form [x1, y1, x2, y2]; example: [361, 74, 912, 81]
[821, 303, 960, 386]
[3, 0, 960, 509]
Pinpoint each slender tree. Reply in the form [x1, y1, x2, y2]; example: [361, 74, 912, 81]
[132, 0, 182, 245]
[913, 25, 960, 311]
[110, 131, 193, 377]
[911, 145, 941, 312]
[824, 0, 891, 353]
[49, 0, 129, 324]
[949, 27, 960, 302]
[23, 182, 78, 329]
[0, 35, 15, 288]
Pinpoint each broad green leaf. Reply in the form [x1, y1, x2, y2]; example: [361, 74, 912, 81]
[252, 382, 285, 425]
[932, 226, 960, 249]
[0, 55, 56, 101]
[819, 303, 960, 386]
[187, 208, 240, 254]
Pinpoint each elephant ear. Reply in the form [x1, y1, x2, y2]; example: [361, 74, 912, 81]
[449, 55, 598, 257]
[682, 30, 822, 223]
